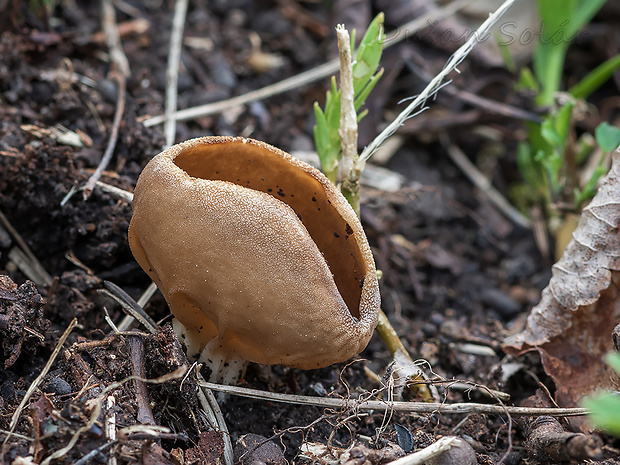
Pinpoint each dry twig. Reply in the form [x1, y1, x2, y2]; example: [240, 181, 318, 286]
[142, 0, 471, 127]
[82, 0, 129, 200]
[129, 335, 157, 426]
[83, 69, 126, 200]
[441, 135, 531, 228]
[2, 318, 78, 449]
[198, 381, 589, 417]
[0, 209, 53, 286]
[164, 0, 188, 148]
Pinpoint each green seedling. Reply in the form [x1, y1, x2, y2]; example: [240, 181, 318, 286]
[574, 123, 620, 206]
[313, 13, 385, 183]
[515, 0, 620, 233]
[584, 353, 620, 436]
[534, 0, 609, 107]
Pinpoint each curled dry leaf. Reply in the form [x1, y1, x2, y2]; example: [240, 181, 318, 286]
[504, 150, 620, 429]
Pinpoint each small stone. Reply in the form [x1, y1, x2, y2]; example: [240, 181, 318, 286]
[44, 377, 72, 396]
[427, 437, 477, 465]
[480, 288, 520, 318]
[234, 434, 286, 465]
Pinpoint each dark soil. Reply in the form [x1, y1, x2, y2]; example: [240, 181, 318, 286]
[1, 1, 619, 464]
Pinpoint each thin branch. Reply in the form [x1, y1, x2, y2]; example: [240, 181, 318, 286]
[142, 0, 471, 127]
[358, 0, 518, 165]
[198, 381, 589, 417]
[0, 209, 53, 286]
[2, 318, 78, 448]
[83, 70, 126, 199]
[164, 0, 189, 148]
[442, 136, 531, 228]
[82, 0, 129, 199]
[101, 0, 130, 77]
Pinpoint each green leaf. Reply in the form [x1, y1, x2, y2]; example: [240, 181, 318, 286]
[606, 352, 620, 373]
[554, 101, 576, 142]
[584, 393, 620, 437]
[357, 108, 368, 123]
[354, 67, 384, 111]
[533, 0, 608, 106]
[516, 68, 539, 93]
[573, 0, 609, 36]
[569, 54, 620, 99]
[584, 353, 620, 437]
[517, 142, 547, 196]
[595, 122, 620, 153]
[352, 13, 384, 96]
[313, 103, 329, 155]
[575, 164, 606, 206]
[541, 119, 563, 148]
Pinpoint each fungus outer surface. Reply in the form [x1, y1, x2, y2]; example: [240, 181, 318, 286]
[128, 136, 380, 370]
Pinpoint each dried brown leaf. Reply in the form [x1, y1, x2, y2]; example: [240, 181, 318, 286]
[504, 150, 620, 428]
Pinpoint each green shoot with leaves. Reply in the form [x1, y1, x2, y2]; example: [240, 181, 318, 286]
[313, 13, 385, 184]
[515, 0, 620, 228]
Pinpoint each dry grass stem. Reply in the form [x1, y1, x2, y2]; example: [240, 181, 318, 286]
[80, 0, 129, 200]
[0, 209, 53, 286]
[142, 0, 471, 127]
[164, 0, 188, 148]
[100, 281, 158, 334]
[442, 136, 531, 228]
[358, 0, 518, 165]
[105, 396, 118, 465]
[95, 181, 134, 201]
[101, 0, 130, 77]
[117, 281, 159, 332]
[2, 318, 78, 448]
[196, 370, 234, 465]
[83, 70, 126, 200]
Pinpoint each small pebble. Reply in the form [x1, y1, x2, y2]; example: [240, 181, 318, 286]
[44, 377, 72, 396]
[97, 79, 118, 103]
[234, 434, 286, 465]
[480, 288, 520, 318]
[0, 223, 11, 248]
[426, 437, 477, 465]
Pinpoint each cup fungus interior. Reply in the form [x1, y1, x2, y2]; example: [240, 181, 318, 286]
[173, 140, 366, 320]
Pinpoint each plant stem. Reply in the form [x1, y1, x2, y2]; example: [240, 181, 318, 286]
[335, 23, 433, 401]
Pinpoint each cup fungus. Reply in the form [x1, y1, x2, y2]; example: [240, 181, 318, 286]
[128, 136, 380, 384]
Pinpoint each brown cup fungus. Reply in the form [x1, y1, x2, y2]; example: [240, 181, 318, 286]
[128, 136, 380, 384]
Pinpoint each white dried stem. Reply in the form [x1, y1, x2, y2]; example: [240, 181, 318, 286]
[164, 0, 189, 148]
[336, 24, 358, 178]
[105, 396, 117, 465]
[385, 437, 459, 465]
